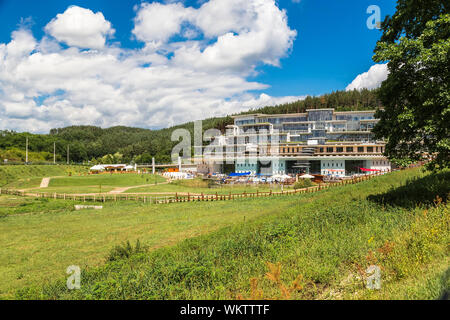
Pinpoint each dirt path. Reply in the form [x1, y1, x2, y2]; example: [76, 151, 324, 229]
[39, 178, 50, 188]
[108, 181, 171, 194]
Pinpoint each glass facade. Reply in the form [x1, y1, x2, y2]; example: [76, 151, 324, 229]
[307, 110, 333, 121]
[207, 109, 391, 176]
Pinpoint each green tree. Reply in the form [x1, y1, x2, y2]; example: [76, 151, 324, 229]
[373, 0, 449, 170]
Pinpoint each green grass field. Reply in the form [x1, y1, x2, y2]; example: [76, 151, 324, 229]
[40, 174, 167, 194]
[0, 165, 88, 188]
[49, 173, 167, 188]
[3, 166, 288, 196]
[126, 178, 281, 195]
[1, 166, 448, 300]
[0, 192, 297, 298]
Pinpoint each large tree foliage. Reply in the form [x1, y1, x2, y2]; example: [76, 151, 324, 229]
[373, 0, 449, 169]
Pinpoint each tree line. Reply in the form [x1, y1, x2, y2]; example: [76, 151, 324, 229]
[0, 89, 381, 164]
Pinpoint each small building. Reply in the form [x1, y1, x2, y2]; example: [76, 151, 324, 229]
[89, 164, 135, 173]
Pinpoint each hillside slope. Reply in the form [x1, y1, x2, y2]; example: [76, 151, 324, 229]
[0, 165, 88, 187]
[16, 167, 449, 300]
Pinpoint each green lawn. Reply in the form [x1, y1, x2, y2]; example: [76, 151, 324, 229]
[14, 173, 168, 194]
[0, 196, 73, 217]
[0, 165, 88, 188]
[0, 193, 297, 298]
[125, 178, 286, 194]
[126, 183, 280, 194]
[49, 173, 166, 188]
[36, 186, 117, 194]
[1, 167, 448, 300]
[3, 177, 44, 190]
[47, 167, 445, 300]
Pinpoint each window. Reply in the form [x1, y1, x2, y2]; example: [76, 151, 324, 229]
[319, 148, 324, 153]
[346, 147, 353, 152]
[357, 147, 364, 153]
[367, 147, 374, 153]
[326, 147, 334, 153]
[336, 147, 343, 153]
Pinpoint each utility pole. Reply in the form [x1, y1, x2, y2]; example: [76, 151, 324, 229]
[67, 145, 69, 164]
[152, 157, 155, 175]
[25, 137, 28, 164]
[53, 142, 56, 164]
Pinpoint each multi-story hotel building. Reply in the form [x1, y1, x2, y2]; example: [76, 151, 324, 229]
[203, 108, 391, 177]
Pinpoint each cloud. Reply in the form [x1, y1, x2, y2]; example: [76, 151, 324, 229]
[346, 63, 388, 91]
[136, 0, 297, 73]
[45, 6, 114, 49]
[132, 2, 193, 45]
[0, 1, 300, 133]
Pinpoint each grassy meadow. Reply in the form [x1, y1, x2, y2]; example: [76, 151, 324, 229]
[126, 178, 280, 195]
[42, 173, 167, 194]
[0, 166, 447, 300]
[0, 191, 297, 298]
[49, 173, 167, 188]
[0, 165, 88, 188]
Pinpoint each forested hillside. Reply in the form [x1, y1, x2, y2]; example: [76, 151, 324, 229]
[0, 89, 380, 164]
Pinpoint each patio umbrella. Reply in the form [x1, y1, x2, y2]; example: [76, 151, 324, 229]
[299, 174, 314, 179]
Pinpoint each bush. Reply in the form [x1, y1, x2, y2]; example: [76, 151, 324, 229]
[107, 239, 148, 262]
[293, 179, 313, 189]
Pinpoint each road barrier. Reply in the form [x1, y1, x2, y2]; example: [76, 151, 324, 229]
[0, 171, 388, 205]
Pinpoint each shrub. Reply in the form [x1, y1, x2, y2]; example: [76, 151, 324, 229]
[107, 239, 148, 262]
[293, 179, 313, 189]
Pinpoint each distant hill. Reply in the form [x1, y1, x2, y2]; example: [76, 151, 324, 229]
[0, 89, 381, 164]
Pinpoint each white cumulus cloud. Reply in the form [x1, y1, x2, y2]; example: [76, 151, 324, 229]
[132, 2, 193, 45]
[45, 6, 115, 49]
[346, 63, 389, 91]
[0, 1, 301, 133]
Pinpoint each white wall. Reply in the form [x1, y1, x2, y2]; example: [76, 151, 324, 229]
[321, 159, 345, 177]
[367, 159, 391, 172]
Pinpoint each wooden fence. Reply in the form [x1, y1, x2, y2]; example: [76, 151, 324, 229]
[0, 172, 386, 205]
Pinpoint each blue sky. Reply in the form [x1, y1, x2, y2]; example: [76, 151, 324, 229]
[0, 0, 397, 132]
